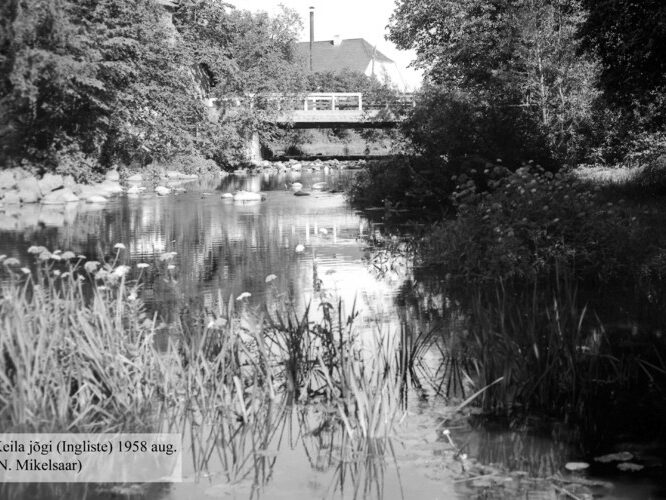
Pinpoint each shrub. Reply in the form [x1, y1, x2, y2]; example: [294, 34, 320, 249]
[422, 165, 648, 287]
[164, 153, 219, 176]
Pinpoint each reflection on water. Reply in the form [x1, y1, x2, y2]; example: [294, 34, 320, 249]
[0, 172, 401, 333]
[2, 172, 664, 499]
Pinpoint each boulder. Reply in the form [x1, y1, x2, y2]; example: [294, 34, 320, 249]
[155, 186, 171, 196]
[97, 181, 123, 195]
[127, 185, 145, 194]
[38, 173, 64, 194]
[63, 175, 79, 193]
[41, 188, 79, 205]
[0, 170, 17, 191]
[105, 169, 120, 182]
[2, 190, 21, 204]
[85, 194, 108, 204]
[233, 191, 264, 202]
[17, 176, 42, 203]
[127, 173, 143, 183]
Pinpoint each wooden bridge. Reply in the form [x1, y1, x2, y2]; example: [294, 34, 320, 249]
[208, 92, 415, 129]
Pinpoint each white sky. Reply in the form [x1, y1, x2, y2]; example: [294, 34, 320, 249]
[226, 0, 423, 91]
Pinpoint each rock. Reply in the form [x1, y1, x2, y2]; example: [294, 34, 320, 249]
[41, 188, 79, 205]
[85, 194, 108, 204]
[63, 175, 78, 192]
[38, 173, 64, 194]
[221, 193, 234, 199]
[127, 173, 143, 183]
[126, 185, 145, 195]
[155, 186, 171, 196]
[166, 170, 198, 180]
[97, 181, 123, 195]
[595, 452, 634, 463]
[565, 462, 590, 472]
[617, 462, 644, 472]
[312, 182, 327, 190]
[0, 170, 17, 191]
[2, 190, 21, 204]
[105, 169, 120, 181]
[17, 176, 42, 203]
[290, 182, 303, 192]
[291, 163, 302, 171]
[294, 191, 311, 197]
[233, 191, 264, 202]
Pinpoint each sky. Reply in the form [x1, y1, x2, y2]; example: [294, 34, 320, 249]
[226, 0, 423, 91]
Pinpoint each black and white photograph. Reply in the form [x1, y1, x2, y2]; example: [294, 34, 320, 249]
[1, 0, 665, 498]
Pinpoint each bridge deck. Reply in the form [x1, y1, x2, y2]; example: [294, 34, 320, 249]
[210, 92, 413, 129]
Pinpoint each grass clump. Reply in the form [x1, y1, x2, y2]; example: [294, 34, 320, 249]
[0, 249, 162, 432]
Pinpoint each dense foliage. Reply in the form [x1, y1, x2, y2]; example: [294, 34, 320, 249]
[389, 0, 598, 166]
[0, 0, 305, 176]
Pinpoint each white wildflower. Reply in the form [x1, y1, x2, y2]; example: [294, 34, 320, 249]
[137, 263, 149, 269]
[265, 274, 277, 283]
[112, 265, 130, 278]
[20, 267, 31, 275]
[28, 246, 46, 254]
[236, 292, 251, 301]
[114, 243, 126, 250]
[84, 261, 100, 273]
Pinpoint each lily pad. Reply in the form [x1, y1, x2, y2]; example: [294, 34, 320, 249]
[565, 462, 590, 471]
[617, 462, 644, 472]
[595, 451, 634, 463]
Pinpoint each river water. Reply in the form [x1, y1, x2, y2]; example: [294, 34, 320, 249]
[1, 170, 664, 499]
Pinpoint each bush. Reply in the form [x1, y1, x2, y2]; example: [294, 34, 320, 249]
[422, 165, 649, 287]
[164, 154, 219, 176]
[54, 143, 105, 184]
[402, 86, 557, 170]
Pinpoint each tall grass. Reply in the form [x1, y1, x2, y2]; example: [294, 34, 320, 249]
[455, 266, 666, 434]
[0, 253, 162, 432]
[0, 247, 415, 441]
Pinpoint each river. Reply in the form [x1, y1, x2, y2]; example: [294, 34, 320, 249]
[0, 168, 663, 499]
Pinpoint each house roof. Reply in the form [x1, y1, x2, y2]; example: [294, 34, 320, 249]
[295, 38, 394, 73]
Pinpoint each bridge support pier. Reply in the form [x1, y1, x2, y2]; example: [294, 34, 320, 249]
[244, 132, 262, 164]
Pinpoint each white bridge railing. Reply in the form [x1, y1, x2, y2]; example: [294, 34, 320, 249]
[207, 92, 415, 124]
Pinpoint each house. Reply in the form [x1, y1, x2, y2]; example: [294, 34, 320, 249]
[295, 37, 406, 91]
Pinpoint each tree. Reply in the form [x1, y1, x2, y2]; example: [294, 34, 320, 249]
[0, 0, 307, 172]
[578, 0, 666, 109]
[388, 0, 598, 164]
